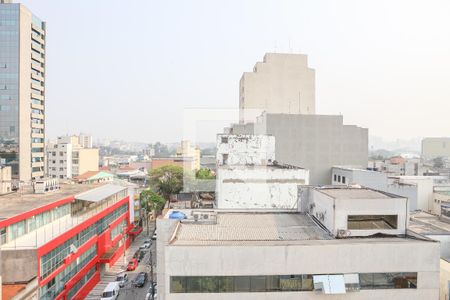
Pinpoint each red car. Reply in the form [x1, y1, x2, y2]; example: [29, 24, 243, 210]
[127, 258, 138, 271]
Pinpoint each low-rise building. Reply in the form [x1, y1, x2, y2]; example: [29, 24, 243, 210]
[409, 211, 450, 300]
[157, 206, 439, 300]
[0, 183, 139, 300]
[151, 157, 197, 172]
[331, 166, 448, 212]
[74, 171, 114, 184]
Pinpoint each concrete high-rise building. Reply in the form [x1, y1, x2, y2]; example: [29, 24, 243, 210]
[422, 137, 450, 160]
[0, 1, 46, 182]
[229, 113, 368, 185]
[239, 53, 315, 124]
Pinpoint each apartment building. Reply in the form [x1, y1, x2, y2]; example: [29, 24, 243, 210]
[239, 53, 315, 123]
[157, 188, 439, 300]
[176, 140, 200, 171]
[0, 165, 12, 194]
[47, 135, 99, 179]
[0, 1, 46, 181]
[0, 183, 140, 300]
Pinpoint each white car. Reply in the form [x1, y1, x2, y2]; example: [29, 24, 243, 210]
[101, 282, 120, 300]
[151, 230, 157, 240]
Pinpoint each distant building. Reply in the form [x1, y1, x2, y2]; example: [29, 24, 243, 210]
[157, 187, 439, 299]
[0, 165, 12, 194]
[422, 137, 450, 160]
[78, 133, 93, 148]
[216, 134, 309, 209]
[0, 183, 138, 300]
[230, 113, 368, 185]
[74, 170, 114, 184]
[151, 157, 197, 172]
[0, 1, 46, 181]
[176, 140, 200, 170]
[239, 53, 315, 123]
[47, 136, 99, 179]
[331, 166, 450, 212]
[368, 156, 423, 176]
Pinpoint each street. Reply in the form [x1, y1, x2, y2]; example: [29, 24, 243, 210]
[86, 224, 157, 300]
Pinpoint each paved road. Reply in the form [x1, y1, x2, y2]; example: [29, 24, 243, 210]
[86, 224, 156, 300]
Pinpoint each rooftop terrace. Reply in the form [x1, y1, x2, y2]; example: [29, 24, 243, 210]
[0, 183, 99, 220]
[317, 187, 401, 200]
[172, 212, 332, 245]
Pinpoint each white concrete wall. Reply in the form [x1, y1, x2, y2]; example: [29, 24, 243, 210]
[216, 135, 275, 166]
[331, 168, 423, 211]
[161, 238, 440, 300]
[310, 189, 408, 237]
[216, 166, 309, 209]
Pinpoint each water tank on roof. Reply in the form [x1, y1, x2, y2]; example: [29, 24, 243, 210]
[169, 211, 186, 220]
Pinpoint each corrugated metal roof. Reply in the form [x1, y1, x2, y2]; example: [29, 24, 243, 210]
[75, 184, 126, 202]
[174, 213, 332, 243]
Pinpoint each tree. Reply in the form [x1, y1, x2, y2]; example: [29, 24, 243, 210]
[196, 168, 215, 179]
[140, 189, 166, 213]
[149, 165, 185, 199]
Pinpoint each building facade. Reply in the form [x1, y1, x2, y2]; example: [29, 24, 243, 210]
[239, 53, 315, 124]
[216, 134, 309, 209]
[47, 137, 99, 180]
[0, 1, 46, 181]
[176, 140, 200, 171]
[157, 207, 439, 300]
[0, 183, 139, 300]
[231, 113, 368, 185]
[422, 138, 450, 160]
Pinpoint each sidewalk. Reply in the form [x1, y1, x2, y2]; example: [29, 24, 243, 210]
[85, 224, 155, 300]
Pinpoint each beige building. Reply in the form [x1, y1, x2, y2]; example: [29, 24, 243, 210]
[47, 136, 99, 179]
[176, 140, 200, 170]
[422, 137, 450, 160]
[0, 165, 12, 194]
[0, 1, 46, 182]
[239, 53, 315, 124]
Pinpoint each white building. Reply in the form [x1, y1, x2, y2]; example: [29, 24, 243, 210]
[216, 134, 309, 209]
[46, 136, 99, 180]
[308, 187, 408, 237]
[331, 166, 448, 212]
[157, 202, 439, 300]
[239, 53, 315, 123]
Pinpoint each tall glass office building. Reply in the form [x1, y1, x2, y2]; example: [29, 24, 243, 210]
[0, 0, 46, 181]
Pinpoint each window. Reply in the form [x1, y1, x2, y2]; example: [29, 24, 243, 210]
[222, 154, 229, 165]
[347, 215, 398, 230]
[338, 175, 341, 182]
[334, 174, 337, 182]
[221, 136, 228, 144]
[342, 176, 346, 184]
[170, 273, 416, 293]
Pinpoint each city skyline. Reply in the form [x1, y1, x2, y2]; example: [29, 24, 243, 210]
[19, 0, 450, 143]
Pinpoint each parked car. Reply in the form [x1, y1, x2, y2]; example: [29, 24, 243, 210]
[115, 273, 128, 287]
[145, 284, 157, 300]
[132, 272, 148, 288]
[127, 258, 138, 271]
[101, 282, 120, 300]
[140, 240, 152, 249]
[151, 230, 157, 240]
[138, 250, 146, 262]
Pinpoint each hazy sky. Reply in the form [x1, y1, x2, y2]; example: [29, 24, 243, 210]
[21, 0, 450, 143]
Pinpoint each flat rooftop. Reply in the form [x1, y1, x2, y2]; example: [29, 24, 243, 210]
[172, 213, 332, 245]
[316, 187, 400, 199]
[409, 211, 450, 235]
[0, 183, 101, 220]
